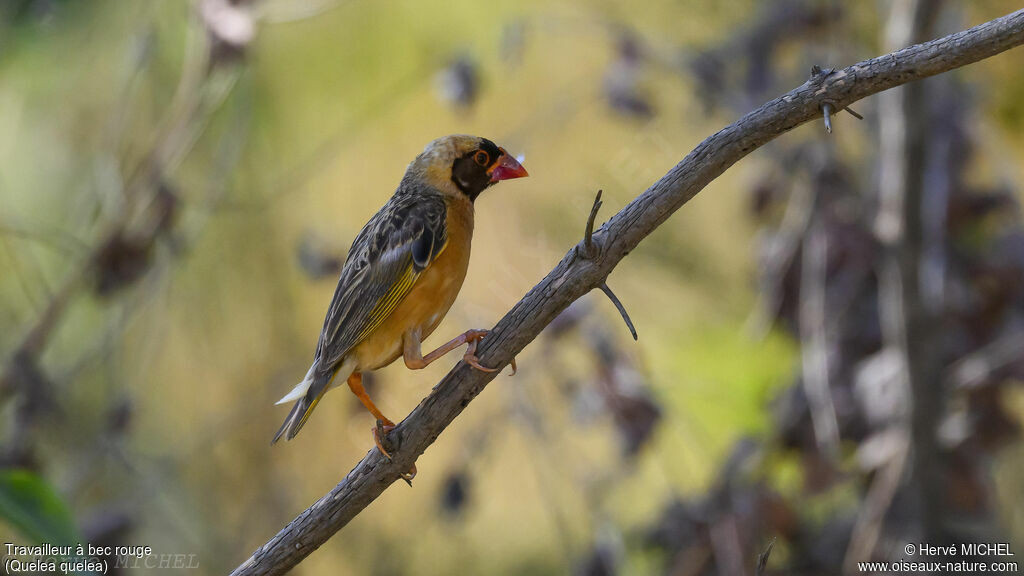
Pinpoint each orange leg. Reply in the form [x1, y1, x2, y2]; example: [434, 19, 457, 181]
[347, 371, 393, 426]
[404, 328, 517, 375]
[348, 372, 415, 481]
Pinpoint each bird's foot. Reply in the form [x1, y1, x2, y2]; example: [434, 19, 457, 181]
[372, 418, 397, 458]
[373, 419, 417, 483]
[462, 329, 517, 376]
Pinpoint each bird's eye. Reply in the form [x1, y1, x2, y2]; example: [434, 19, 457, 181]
[474, 150, 489, 166]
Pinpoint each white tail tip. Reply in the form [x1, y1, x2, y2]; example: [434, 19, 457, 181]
[276, 365, 315, 405]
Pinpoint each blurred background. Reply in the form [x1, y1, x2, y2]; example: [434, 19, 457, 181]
[2, 1, 1024, 574]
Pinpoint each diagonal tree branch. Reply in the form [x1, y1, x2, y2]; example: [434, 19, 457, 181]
[231, 10, 1024, 576]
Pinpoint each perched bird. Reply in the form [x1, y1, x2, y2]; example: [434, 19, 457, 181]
[273, 135, 528, 478]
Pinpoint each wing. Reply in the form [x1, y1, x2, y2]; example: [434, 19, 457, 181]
[314, 193, 447, 374]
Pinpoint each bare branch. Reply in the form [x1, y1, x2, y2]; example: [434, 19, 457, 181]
[946, 328, 1024, 390]
[756, 538, 776, 576]
[843, 430, 910, 572]
[876, 0, 947, 547]
[231, 10, 1024, 576]
[799, 219, 841, 456]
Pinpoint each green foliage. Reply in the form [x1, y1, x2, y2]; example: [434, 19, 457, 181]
[0, 469, 79, 545]
[668, 326, 795, 438]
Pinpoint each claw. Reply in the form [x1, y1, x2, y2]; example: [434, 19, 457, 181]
[464, 353, 500, 372]
[373, 421, 417, 482]
[400, 464, 417, 485]
[462, 329, 517, 375]
[373, 420, 396, 460]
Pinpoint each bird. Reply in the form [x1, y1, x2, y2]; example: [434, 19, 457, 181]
[272, 135, 528, 479]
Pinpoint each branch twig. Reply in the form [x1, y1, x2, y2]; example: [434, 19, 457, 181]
[579, 188, 604, 259]
[756, 538, 776, 576]
[231, 10, 1024, 576]
[575, 189, 637, 339]
[599, 283, 638, 341]
[799, 219, 841, 456]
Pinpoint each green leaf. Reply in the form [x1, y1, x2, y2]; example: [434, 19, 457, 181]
[0, 469, 79, 545]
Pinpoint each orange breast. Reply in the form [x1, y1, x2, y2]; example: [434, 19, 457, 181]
[351, 198, 474, 371]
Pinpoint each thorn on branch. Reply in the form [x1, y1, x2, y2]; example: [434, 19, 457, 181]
[599, 282, 637, 341]
[578, 189, 604, 260]
[820, 101, 863, 135]
[756, 538, 776, 576]
[809, 64, 835, 83]
[810, 64, 863, 133]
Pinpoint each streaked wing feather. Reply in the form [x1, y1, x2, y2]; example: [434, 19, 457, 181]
[314, 193, 447, 373]
[355, 259, 418, 342]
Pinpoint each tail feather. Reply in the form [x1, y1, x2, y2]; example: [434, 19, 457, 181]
[271, 387, 327, 444]
[276, 364, 316, 405]
[271, 398, 302, 444]
[271, 358, 355, 444]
